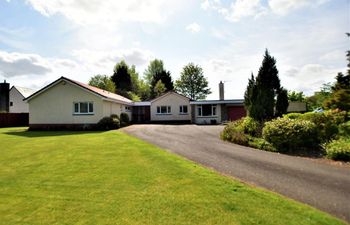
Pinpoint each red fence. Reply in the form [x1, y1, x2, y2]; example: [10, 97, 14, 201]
[0, 113, 29, 127]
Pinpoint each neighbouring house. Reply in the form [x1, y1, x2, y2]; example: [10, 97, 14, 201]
[24, 76, 133, 130]
[25, 77, 247, 129]
[287, 102, 307, 113]
[9, 86, 35, 113]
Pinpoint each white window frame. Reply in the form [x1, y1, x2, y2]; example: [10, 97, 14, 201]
[125, 106, 131, 112]
[73, 102, 94, 115]
[179, 105, 188, 114]
[197, 104, 217, 117]
[156, 106, 171, 115]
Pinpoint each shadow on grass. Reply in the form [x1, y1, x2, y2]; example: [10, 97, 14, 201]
[4, 129, 106, 138]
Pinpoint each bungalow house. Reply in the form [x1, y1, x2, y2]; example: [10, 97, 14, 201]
[131, 81, 246, 124]
[9, 86, 35, 113]
[25, 77, 133, 130]
[25, 77, 246, 129]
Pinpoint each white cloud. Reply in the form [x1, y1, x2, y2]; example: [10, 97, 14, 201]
[72, 48, 154, 69]
[24, 0, 186, 25]
[0, 51, 52, 77]
[186, 23, 201, 33]
[281, 63, 343, 95]
[202, 0, 328, 21]
[201, 0, 266, 22]
[268, 0, 328, 15]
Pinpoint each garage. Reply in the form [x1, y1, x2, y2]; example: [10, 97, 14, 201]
[227, 105, 246, 121]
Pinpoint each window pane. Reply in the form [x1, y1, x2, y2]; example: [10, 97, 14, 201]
[179, 106, 183, 113]
[212, 106, 216, 115]
[168, 106, 171, 113]
[80, 102, 88, 113]
[157, 106, 160, 113]
[161, 106, 167, 113]
[198, 107, 202, 116]
[183, 105, 188, 113]
[89, 102, 93, 113]
[74, 103, 79, 113]
[202, 105, 212, 116]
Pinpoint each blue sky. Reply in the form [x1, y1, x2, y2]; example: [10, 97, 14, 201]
[0, 0, 349, 99]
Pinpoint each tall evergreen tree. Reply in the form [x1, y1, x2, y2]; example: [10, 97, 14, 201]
[275, 88, 289, 117]
[111, 60, 132, 98]
[150, 70, 173, 94]
[244, 49, 282, 121]
[244, 73, 256, 116]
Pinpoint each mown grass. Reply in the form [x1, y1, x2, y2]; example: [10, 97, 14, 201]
[0, 127, 345, 225]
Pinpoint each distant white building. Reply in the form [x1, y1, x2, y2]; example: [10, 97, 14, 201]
[9, 86, 35, 113]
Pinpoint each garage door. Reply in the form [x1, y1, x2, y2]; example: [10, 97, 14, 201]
[227, 106, 246, 121]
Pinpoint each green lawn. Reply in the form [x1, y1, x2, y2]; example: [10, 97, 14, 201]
[0, 127, 345, 225]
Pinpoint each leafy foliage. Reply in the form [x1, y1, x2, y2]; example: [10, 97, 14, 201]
[263, 118, 318, 152]
[325, 138, 350, 161]
[111, 60, 133, 98]
[300, 110, 347, 142]
[324, 73, 350, 111]
[154, 80, 166, 97]
[305, 83, 332, 111]
[275, 88, 289, 117]
[221, 122, 249, 146]
[288, 91, 305, 102]
[283, 113, 302, 120]
[150, 70, 173, 97]
[120, 112, 130, 127]
[175, 63, 211, 100]
[144, 59, 164, 85]
[88, 75, 116, 93]
[97, 116, 120, 130]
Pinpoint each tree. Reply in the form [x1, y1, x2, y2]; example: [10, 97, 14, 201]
[275, 88, 289, 117]
[288, 91, 305, 102]
[144, 59, 164, 84]
[111, 60, 133, 98]
[244, 73, 257, 116]
[305, 83, 332, 110]
[175, 63, 211, 100]
[323, 34, 350, 111]
[150, 70, 173, 97]
[88, 75, 116, 93]
[244, 49, 282, 121]
[154, 80, 166, 97]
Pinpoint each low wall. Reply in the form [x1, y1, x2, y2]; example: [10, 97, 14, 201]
[0, 113, 29, 127]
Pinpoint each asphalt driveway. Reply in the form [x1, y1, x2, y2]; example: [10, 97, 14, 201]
[123, 124, 350, 222]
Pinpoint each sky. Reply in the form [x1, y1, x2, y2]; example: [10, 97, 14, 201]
[0, 0, 349, 100]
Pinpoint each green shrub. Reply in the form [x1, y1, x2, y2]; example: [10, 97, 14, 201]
[97, 116, 120, 130]
[120, 113, 130, 127]
[325, 138, 350, 161]
[248, 137, 277, 152]
[221, 122, 249, 146]
[283, 113, 302, 120]
[287, 110, 347, 143]
[241, 117, 262, 137]
[263, 118, 318, 152]
[339, 121, 350, 138]
[111, 114, 120, 120]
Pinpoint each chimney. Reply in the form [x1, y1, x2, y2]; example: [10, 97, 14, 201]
[0, 80, 10, 112]
[219, 81, 224, 100]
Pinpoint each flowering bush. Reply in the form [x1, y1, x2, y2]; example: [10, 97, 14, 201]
[263, 118, 318, 152]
